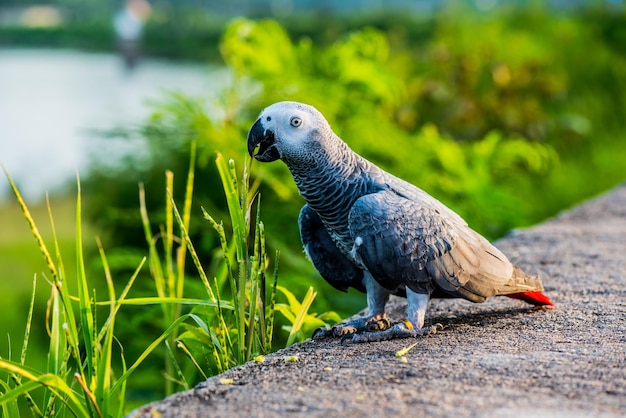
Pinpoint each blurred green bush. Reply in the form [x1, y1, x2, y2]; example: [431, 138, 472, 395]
[85, 7, 626, 323]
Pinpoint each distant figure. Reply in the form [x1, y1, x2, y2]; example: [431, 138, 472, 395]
[113, 0, 151, 70]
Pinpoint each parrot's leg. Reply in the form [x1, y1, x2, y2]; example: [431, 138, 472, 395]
[312, 273, 392, 339]
[312, 314, 392, 339]
[342, 289, 443, 343]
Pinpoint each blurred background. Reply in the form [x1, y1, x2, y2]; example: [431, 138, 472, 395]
[1, 0, 625, 410]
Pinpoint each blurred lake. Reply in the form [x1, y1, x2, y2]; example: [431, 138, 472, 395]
[0, 48, 228, 202]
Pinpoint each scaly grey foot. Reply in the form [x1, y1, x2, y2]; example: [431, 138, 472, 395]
[312, 314, 391, 340]
[341, 322, 444, 344]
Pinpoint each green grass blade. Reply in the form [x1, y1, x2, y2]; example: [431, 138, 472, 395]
[45, 193, 67, 283]
[245, 275, 258, 359]
[74, 176, 96, 386]
[114, 338, 128, 418]
[1, 164, 58, 281]
[20, 275, 37, 367]
[285, 287, 317, 347]
[0, 380, 21, 418]
[74, 372, 102, 418]
[45, 285, 66, 383]
[164, 340, 189, 390]
[266, 251, 280, 354]
[176, 341, 208, 381]
[0, 379, 48, 407]
[201, 208, 237, 313]
[116, 256, 146, 302]
[177, 140, 197, 297]
[165, 171, 176, 300]
[95, 255, 146, 344]
[0, 360, 90, 417]
[94, 238, 116, 414]
[98, 297, 233, 309]
[215, 154, 246, 263]
[163, 170, 178, 396]
[170, 192, 217, 303]
[11, 278, 43, 418]
[139, 183, 166, 300]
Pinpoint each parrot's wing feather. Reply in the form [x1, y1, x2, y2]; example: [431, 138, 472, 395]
[299, 205, 365, 293]
[348, 190, 516, 302]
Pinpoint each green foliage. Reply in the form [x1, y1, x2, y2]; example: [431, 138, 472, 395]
[275, 286, 341, 348]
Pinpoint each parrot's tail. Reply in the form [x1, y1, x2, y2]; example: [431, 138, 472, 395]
[506, 291, 554, 307]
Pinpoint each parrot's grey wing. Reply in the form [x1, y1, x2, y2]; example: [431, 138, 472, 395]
[348, 190, 515, 302]
[299, 205, 365, 293]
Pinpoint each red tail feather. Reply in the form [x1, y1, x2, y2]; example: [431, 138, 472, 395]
[506, 291, 554, 307]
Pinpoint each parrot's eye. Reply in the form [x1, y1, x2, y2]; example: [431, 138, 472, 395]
[290, 116, 302, 127]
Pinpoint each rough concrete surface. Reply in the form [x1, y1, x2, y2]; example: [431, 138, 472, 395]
[129, 184, 626, 418]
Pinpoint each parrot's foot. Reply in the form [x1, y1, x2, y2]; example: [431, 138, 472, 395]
[341, 322, 444, 344]
[312, 314, 391, 340]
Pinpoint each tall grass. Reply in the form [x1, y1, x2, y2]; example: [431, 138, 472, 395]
[0, 149, 326, 416]
[0, 164, 202, 416]
[146, 149, 283, 386]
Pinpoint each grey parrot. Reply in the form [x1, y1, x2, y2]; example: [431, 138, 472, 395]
[247, 101, 554, 343]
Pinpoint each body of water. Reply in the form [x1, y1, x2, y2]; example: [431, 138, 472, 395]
[0, 48, 228, 201]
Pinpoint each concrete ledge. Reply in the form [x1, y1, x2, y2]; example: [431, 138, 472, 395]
[130, 184, 626, 418]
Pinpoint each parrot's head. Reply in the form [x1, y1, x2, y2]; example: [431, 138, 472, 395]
[247, 101, 333, 164]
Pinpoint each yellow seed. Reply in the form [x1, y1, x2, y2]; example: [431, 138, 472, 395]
[284, 355, 298, 362]
[395, 342, 418, 357]
[219, 378, 234, 385]
[254, 355, 265, 363]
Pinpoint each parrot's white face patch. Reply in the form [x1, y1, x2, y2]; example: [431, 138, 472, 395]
[258, 102, 323, 153]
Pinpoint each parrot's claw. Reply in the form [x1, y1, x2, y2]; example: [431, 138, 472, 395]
[312, 314, 391, 340]
[341, 322, 444, 344]
[311, 327, 334, 339]
[365, 316, 391, 332]
[312, 325, 357, 339]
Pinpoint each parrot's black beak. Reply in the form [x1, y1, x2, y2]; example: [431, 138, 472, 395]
[247, 119, 280, 162]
